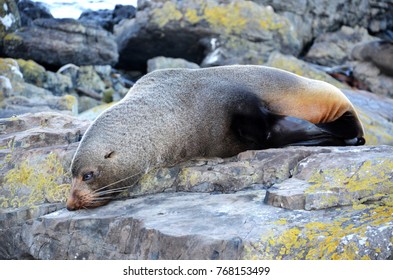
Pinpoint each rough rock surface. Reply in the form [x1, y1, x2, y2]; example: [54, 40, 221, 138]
[0, 112, 90, 208]
[1, 145, 392, 260]
[3, 18, 118, 67]
[114, 0, 301, 70]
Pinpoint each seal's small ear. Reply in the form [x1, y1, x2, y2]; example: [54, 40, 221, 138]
[104, 151, 116, 159]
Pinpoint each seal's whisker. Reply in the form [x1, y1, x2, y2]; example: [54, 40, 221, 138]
[90, 196, 114, 201]
[92, 171, 143, 194]
[95, 187, 131, 196]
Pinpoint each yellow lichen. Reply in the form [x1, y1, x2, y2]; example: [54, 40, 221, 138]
[152, 2, 183, 28]
[185, 8, 201, 24]
[244, 198, 393, 260]
[0, 153, 70, 208]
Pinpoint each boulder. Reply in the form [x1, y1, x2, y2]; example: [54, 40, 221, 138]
[252, 0, 393, 44]
[16, 0, 53, 26]
[350, 40, 393, 97]
[79, 4, 136, 32]
[3, 18, 118, 67]
[114, 0, 301, 70]
[304, 26, 378, 66]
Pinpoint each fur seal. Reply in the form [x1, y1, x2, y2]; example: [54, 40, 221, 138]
[66, 65, 365, 210]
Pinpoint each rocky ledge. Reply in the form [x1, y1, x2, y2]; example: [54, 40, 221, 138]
[1, 145, 392, 260]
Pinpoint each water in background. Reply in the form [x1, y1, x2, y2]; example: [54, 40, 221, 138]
[39, 0, 138, 19]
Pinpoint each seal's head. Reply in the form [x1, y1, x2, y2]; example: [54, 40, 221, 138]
[66, 109, 139, 211]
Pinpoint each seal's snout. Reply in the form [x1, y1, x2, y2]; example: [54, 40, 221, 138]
[66, 189, 83, 211]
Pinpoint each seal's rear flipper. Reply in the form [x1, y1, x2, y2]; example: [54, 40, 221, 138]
[316, 111, 365, 145]
[232, 107, 365, 149]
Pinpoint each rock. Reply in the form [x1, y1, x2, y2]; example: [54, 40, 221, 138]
[0, 0, 20, 50]
[78, 102, 116, 121]
[1, 145, 392, 259]
[16, 59, 73, 96]
[16, 0, 53, 27]
[252, 0, 393, 44]
[78, 9, 113, 31]
[56, 64, 128, 113]
[0, 112, 90, 209]
[265, 51, 348, 89]
[3, 18, 118, 67]
[79, 5, 136, 32]
[344, 89, 393, 145]
[305, 26, 378, 67]
[351, 40, 393, 76]
[350, 41, 393, 97]
[114, 0, 301, 70]
[0, 58, 78, 117]
[147, 56, 200, 72]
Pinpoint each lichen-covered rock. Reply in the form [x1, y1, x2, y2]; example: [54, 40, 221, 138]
[0, 112, 90, 209]
[16, 59, 73, 96]
[0, 58, 78, 118]
[304, 26, 378, 66]
[114, 0, 301, 70]
[3, 18, 118, 67]
[265, 51, 348, 89]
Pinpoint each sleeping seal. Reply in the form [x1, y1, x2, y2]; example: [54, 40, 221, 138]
[66, 65, 365, 210]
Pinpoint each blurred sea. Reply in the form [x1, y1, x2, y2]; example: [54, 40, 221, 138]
[39, 0, 137, 18]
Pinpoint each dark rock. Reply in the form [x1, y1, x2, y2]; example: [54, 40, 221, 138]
[114, 0, 301, 70]
[16, 0, 53, 26]
[3, 18, 118, 67]
[79, 5, 136, 32]
[113, 5, 136, 25]
[78, 9, 113, 31]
